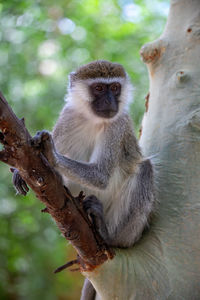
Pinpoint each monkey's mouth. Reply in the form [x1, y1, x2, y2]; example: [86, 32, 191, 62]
[94, 109, 118, 118]
[91, 98, 119, 119]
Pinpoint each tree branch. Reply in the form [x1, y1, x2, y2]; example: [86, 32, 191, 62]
[0, 91, 114, 272]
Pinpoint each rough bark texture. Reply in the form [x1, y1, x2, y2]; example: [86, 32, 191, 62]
[0, 92, 114, 273]
[85, 1, 200, 299]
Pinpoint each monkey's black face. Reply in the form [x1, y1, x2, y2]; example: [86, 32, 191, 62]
[89, 82, 121, 118]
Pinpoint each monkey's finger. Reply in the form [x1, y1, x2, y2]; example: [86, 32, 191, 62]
[14, 180, 27, 195]
[83, 196, 104, 215]
[14, 180, 27, 196]
[17, 186, 27, 196]
[87, 211, 110, 242]
[13, 169, 28, 196]
[31, 130, 52, 147]
[40, 130, 52, 141]
[21, 180, 29, 193]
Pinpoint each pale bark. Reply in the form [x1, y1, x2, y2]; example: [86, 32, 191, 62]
[86, 1, 200, 299]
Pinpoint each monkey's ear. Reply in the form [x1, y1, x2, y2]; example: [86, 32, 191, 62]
[69, 72, 76, 88]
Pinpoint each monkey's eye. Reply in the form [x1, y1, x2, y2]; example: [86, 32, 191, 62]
[110, 83, 121, 93]
[95, 85, 104, 92]
[90, 83, 106, 95]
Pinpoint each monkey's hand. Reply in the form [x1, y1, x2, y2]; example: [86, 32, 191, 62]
[11, 168, 29, 196]
[31, 130, 57, 166]
[83, 195, 110, 244]
[11, 130, 56, 195]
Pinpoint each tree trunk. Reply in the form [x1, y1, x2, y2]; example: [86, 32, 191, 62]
[85, 1, 200, 299]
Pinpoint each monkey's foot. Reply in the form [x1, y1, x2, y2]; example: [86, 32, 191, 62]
[83, 195, 109, 243]
[11, 168, 29, 196]
[31, 130, 57, 165]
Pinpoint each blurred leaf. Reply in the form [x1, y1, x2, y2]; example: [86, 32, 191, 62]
[0, 0, 169, 299]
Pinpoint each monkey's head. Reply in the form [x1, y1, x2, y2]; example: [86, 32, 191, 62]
[67, 60, 133, 122]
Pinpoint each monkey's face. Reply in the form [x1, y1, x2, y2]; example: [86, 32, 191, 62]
[89, 82, 121, 119]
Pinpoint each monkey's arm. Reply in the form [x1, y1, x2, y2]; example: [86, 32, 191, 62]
[32, 127, 124, 191]
[12, 120, 125, 194]
[55, 156, 110, 190]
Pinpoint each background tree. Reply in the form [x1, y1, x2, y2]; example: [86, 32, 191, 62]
[0, 1, 169, 299]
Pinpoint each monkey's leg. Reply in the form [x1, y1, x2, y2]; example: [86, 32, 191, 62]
[80, 278, 96, 300]
[81, 196, 111, 300]
[83, 195, 110, 243]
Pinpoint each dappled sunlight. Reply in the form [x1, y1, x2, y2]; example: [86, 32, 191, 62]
[58, 17, 76, 35]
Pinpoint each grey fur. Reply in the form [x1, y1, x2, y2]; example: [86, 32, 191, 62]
[41, 61, 155, 300]
[70, 60, 127, 86]
[53, 113, 140, 190]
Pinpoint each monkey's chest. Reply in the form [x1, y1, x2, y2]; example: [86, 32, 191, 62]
[69, 143, 93, 162]
[66, 130, 97, 162]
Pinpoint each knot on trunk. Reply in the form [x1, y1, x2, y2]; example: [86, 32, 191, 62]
[140, 39, 167, 64]
[175, 70, 190, 85]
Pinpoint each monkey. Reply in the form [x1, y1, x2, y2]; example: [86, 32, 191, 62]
[13, 60, 155, 300]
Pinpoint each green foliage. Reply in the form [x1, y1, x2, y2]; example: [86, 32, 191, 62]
[0, 0, 168, 299]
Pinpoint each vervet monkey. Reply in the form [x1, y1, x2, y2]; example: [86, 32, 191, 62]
[13, 60, 155, 300]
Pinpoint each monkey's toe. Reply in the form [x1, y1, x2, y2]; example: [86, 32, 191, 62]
[83, 195, 103, 217]
[12, 169, 29, 196]
[83, 195, 109, 242]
